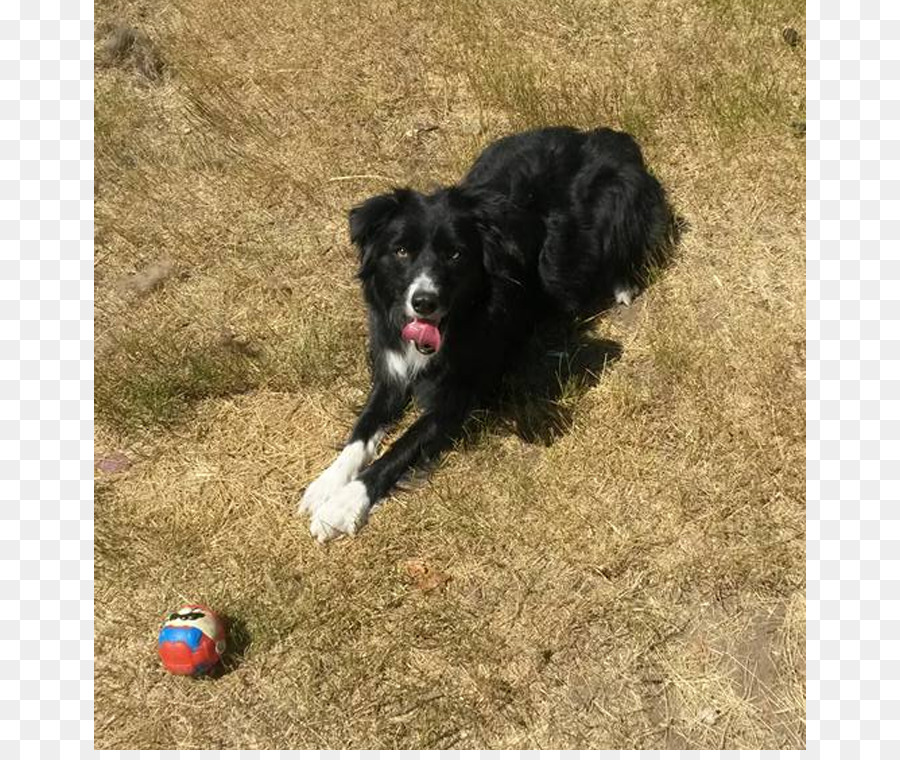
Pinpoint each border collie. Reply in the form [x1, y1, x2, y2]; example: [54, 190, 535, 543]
[299, 126, 668, 541]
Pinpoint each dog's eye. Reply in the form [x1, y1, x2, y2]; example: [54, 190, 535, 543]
[395, 247, 409, 259]
[448, 250, 462, 261]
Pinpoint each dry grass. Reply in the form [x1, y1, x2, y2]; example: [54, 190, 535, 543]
[95, 0, 805, 748]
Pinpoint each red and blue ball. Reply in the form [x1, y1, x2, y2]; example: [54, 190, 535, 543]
[157, 604, 226, 676]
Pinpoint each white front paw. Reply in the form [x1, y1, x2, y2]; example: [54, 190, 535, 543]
[309, 481, 371, 543]
[299, 467, 345, 516]
[299, 440, 375, 517]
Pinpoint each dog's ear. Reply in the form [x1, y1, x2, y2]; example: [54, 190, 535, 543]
[457, 190, 525, 280]
[349, 189, 410, 277]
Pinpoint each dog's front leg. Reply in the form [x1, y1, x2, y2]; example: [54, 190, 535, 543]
[309, 393, 473, 542]
[299, 379, 408, 519]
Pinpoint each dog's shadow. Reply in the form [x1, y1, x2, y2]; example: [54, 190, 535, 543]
[476, 319, 623, 446]
[203, 614, 252, 679]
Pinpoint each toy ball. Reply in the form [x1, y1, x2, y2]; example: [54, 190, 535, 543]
[157, 604, 226, 676]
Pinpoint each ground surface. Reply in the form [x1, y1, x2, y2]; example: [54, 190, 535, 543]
[95, 0, 806, 749]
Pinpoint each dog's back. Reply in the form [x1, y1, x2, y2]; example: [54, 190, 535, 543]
[462, 126, 668, 314]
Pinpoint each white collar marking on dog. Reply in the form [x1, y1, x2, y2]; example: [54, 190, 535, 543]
[385, 342, 432, 383]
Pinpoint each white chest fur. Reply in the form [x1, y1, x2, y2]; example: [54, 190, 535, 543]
[384, 342, 433, 383]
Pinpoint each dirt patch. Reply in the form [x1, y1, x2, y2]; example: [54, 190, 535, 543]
[637, 595, 804, 749]
[99, 22, 165, 82]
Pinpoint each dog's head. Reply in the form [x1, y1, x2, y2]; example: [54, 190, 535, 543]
[349, 187, 504, 355]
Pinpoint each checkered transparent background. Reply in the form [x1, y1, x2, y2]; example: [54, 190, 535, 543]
[2, 0, 94, 757]
[807, 2, 900, 758]
[0, 0, 888, 755]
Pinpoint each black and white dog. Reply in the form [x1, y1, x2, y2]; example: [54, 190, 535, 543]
[299, 126, 668, 541]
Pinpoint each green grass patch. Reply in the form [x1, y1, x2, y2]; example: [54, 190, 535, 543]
[444, 0, 803, 152]
[95, 309, 360, 434]
[95, 330, 261, 432]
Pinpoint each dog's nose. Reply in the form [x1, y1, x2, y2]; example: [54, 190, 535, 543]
[411, 291, 438, 317]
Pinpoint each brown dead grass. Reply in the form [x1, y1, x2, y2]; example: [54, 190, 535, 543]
[95, 0, 805, 749]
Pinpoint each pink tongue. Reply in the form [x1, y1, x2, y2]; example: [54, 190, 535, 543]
[401, 319, 442, 353]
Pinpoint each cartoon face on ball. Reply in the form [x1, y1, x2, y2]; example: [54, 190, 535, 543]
[163, 605, 222, 646]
